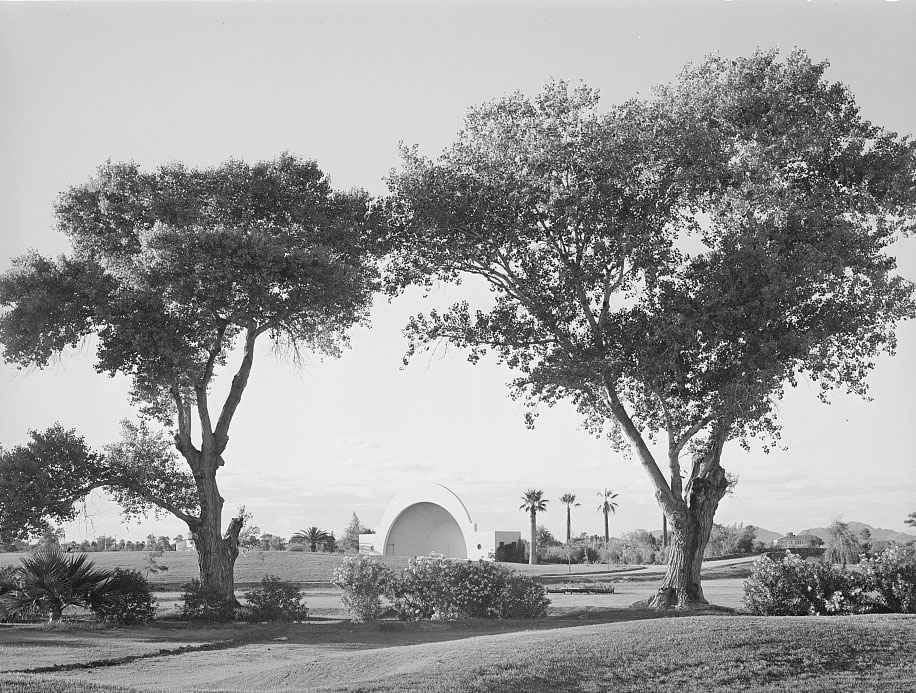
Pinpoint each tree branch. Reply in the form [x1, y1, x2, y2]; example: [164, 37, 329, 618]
[601, 374, 677, 513]
[213, 325, 259, 458]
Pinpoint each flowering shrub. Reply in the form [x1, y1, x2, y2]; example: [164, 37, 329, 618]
[859, 544, 916, 613]
[742, 551, 865, 616]
[390, 555, 549, 620]
[243, 575, 309, 622]
[331, 555, 395, 622]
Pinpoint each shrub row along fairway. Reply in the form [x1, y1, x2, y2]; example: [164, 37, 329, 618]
[2, 615, 914, 692]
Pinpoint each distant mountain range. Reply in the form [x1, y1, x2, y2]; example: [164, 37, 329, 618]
[796, 521, 916, 545]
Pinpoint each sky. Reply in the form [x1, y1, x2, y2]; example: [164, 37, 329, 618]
[1, 1, 914, 545]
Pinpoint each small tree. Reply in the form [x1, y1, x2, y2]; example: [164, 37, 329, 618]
[520, 489, 548, 565]
[905, 512, 916, 529]
[736, 525, 757, 554]
[342, 512, 373, 553]
[559, 493, 580, 545]
[825, 519, 862, 565]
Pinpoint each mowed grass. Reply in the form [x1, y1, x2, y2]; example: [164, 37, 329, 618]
[3, 614, 914, 692]
[0, 551, 661, 587]
[0, 551, 406, 587]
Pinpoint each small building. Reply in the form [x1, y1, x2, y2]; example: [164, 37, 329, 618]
[175, 538, 196, 552]
[773, 533, 822, 550]
[360, 483, 520, 561]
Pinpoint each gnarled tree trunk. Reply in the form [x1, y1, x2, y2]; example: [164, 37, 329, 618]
[187, 454, 244, 606]
[648, 466, 730, 610]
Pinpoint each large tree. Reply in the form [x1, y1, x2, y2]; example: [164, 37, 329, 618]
[386, 50, 916, 608]
[0, 154, 380, 604]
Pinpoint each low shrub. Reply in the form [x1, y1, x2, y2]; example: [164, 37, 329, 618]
[331, 555, 395, 622]
[499, 574, 551, 618]
[390, 555, 550, 621]
[243, 575, 309, 622]
[95, 569, 157, 624]
[742, 551, 866, 616]
[859, 544, 916, 613]
[179, 580, 236, 622]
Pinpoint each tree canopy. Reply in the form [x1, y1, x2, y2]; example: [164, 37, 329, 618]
[0, 153, 381, 600]
[387, 49, 916, 607]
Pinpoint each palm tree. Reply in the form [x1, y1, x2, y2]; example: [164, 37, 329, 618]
[520, 489, 548, 565]
[292, 527, 331, 552]
[597, 489, 619, 562]
[559, 493, 580, 545]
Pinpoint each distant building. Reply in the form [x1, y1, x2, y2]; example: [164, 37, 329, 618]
[773, 533, 822, 550]
[175, 538, 196, 552]
[360, 483, 521, 561]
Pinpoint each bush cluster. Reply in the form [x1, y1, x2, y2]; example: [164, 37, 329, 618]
[331, 555, 396, 622]
[179, 579, 238, 622]
[96, 569, 157, 624]
[859, 544, 916, 613]
[742, 546, 916, 616]
[243, 574, 309, 622]
[334, 554, 549, 622]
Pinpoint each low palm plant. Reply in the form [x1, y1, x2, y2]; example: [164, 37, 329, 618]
[0, 548, 115, 622]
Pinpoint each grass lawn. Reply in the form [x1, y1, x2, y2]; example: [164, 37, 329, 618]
[0, 551, 754, 588]
[1, 614, 914, 692]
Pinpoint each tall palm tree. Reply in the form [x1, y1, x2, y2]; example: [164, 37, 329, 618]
[559, 493, 580, 545]
[292, 527, 331, 553]
[597, 489, 619, 560]
[520, 489, 548, 565]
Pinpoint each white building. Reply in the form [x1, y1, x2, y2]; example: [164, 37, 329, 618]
[359, 483, 520, 561]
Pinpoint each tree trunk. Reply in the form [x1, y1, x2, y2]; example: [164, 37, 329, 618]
[648, 470, 729, 610]
[529, 510, 537, 565]
[191, 467, 243, 608]
[566, 507, 572, 545]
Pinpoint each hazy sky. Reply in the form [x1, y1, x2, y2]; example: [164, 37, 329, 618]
[1, 1, 914, 545]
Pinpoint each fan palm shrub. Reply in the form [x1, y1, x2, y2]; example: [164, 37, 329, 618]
[0, 549, 114, 622]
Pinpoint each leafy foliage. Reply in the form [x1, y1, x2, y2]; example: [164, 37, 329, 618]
[824, 518, 864, 565]
[331, 555, 395, 622]
[389, 555, 549, 620]
[0, 549, 115, 622]
[243, 574, 309, 622]
[742, 552, 866, 616]
[179, 579, 237, 622]
[94, 568, 157, 624]
[859, 544, 916, 613]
